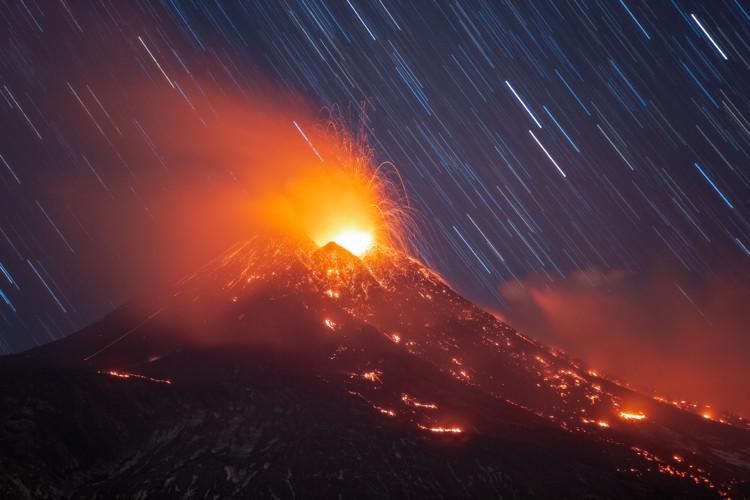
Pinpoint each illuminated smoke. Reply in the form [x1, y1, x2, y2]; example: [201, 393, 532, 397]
[500, 266, 750, 417]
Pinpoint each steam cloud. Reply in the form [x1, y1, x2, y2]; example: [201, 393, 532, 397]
[500, 266, 750, 417]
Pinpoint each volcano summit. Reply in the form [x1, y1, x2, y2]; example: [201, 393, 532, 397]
[1, 235, 749, 499]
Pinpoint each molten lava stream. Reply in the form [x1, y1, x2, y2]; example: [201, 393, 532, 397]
[618, 411, 647, 421]
[98, 370, 172, 385]
[418, 423, 463, 434]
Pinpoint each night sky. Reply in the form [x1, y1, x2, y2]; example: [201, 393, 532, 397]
[1, 0, 750, 402]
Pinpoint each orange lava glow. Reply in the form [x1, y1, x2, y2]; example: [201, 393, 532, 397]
[98, 370, 172, 385]
[374, 405, 397, 417]
[362, 370, 382, 383]
[292, 167, 380, 255]
[418, 424, 463, 434]
[401, 393, 438, 409]
[619, 411, 647, 421]
[330, 229, 374, 256]
[254, 120, 411, 257]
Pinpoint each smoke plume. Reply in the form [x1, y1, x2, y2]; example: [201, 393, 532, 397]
[500, 266, 750, 417]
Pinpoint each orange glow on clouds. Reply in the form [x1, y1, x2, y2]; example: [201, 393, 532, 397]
[499, 266, 750, 418]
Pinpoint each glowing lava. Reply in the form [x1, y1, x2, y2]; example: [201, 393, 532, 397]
[619, 411, 647, 421]
[277, 154, 390, 257]
[418, 424, 463, 434]
[98, 370, 172, 385]
[262, 120, 412, 259]
[330, 228, 374, 256]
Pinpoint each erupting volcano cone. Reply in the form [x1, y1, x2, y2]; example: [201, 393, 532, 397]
[1, 234, 749, 499]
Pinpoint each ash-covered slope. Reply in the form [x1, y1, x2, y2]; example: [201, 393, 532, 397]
[1, 235, 748, 499]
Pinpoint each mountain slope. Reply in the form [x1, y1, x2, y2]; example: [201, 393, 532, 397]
[1, 235, 748, 499]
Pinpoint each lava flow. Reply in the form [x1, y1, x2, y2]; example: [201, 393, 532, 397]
[618, 411, 647, 421]
[97, 369, 172, 385]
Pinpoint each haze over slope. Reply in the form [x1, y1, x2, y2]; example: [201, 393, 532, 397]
[1, 234, 748, 498]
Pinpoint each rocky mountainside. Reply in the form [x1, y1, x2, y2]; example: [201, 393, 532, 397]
[1, 235, 749, 499]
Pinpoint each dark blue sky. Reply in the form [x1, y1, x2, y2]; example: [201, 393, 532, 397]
[1, 0, 749, 355]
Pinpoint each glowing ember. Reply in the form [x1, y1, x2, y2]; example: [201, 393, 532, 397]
[535, 356, 549, 366]
[597, 420, 610, 428]
[401, 393, 438, 409]
[362, 370, 382, 383]
[619, 411, 647, 421]
[390, 333, 401, 343]
[374, 405, 396, 417]
[98, 370, 172, 385]
[324, 318, 337, 330]
[630, 447, 717, 490]
[418, 424, 463, 434]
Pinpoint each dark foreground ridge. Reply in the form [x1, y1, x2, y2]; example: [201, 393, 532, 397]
[1, 235, 749, 499]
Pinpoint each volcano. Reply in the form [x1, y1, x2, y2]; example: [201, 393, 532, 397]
[1, 235, 749, 499]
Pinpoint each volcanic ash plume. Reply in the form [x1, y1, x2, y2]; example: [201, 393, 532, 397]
[55, 81, 412, 293]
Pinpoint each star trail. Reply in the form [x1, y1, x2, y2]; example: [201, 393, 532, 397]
[0, 0, 749, 362]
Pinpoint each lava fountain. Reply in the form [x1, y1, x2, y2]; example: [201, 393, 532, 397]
[259, 115, 413, 258]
